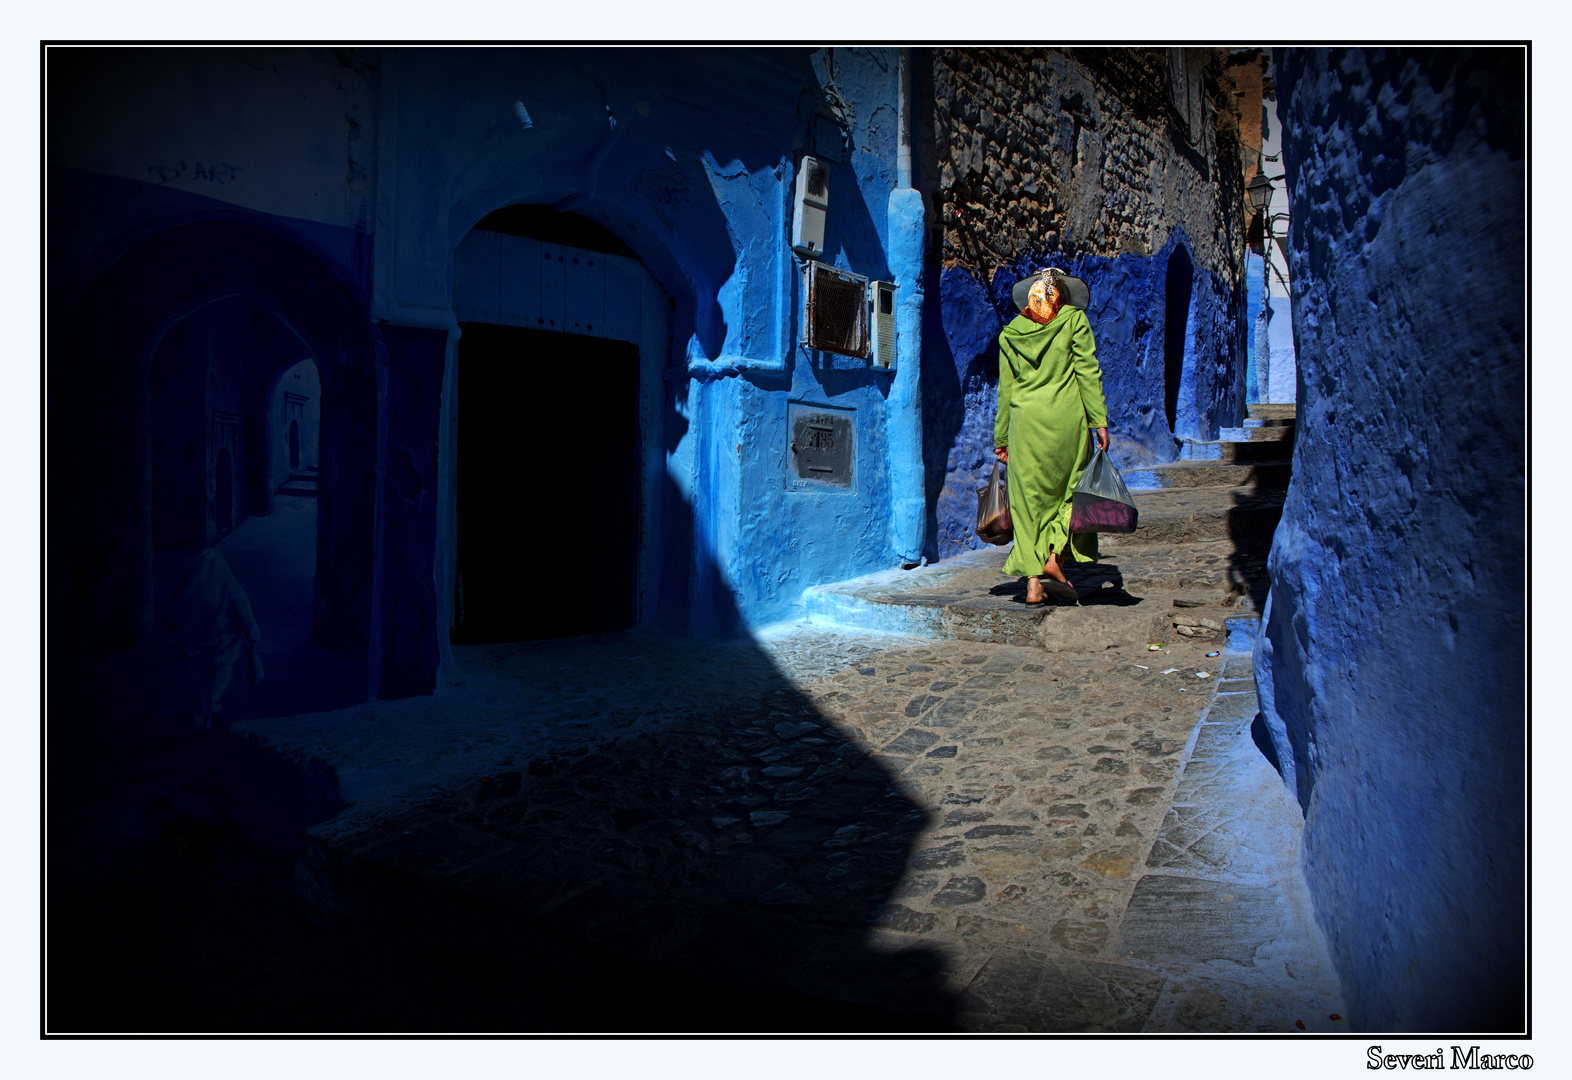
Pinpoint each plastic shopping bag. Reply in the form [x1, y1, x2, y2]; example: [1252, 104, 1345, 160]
[976, 459, 1013, 545]
[1069, 447, 1139, 533]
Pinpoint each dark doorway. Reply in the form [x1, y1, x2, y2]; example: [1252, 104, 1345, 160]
[288, 420, 300, 471]
[1163, 244, 1194, 436]
[453, 323, 640, 642]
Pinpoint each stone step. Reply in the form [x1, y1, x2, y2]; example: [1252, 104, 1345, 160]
[1216, 424, 1294, 443]
[1090, 536, 1271, 602]
[1243, 417, 1294, 429]
[1144, 603, 1262, 656]
[1130, 483, 1285, 545]
[1247, 403, 1297, 420]
[1224, 612, 1261, 654]
[804, 548, 1054, 648]
[803, 532, 1274, 653]
[277, 480, 319, 497]
[1179, 437, 1294, 463]
[1122, 460, 1291, 492]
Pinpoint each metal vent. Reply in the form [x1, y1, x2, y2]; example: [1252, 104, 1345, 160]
[803, 262, 869, 359]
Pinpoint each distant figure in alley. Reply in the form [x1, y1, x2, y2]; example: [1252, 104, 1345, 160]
[165, 549, 264, 728]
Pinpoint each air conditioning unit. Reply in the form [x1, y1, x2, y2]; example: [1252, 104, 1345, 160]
[791, 156, 829, 257]
[868, 280, 897, 370]
[802, 262, 868, 359]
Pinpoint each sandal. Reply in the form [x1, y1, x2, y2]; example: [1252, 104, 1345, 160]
[1043, 577, 1078, 601]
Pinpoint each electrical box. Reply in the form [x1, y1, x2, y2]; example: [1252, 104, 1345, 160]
[868, 280, 897, 370]
[791, 156, 829, 257]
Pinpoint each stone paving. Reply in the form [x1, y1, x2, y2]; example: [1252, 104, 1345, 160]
[802, 537, 1269, 655]
[230, 403, 1337, 1032]
[242, 621, 1345, 1033]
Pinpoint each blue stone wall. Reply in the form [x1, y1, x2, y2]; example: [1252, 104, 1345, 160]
[1244, 251, 1264, 403]
[921, 49, 1248, 562]
[1257, 47, 1525, 1031]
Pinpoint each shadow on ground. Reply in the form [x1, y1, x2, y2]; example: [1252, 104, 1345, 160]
[49, 483, 961, 1031]
[289, 633, 965, 1032]
[49, 630, 959, 1032]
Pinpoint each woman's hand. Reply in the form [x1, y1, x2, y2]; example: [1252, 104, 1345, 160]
[1093, 428, 1110, 452]
[995, 447, 1009, 464]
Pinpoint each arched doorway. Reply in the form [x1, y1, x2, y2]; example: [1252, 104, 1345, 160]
[149, 295, 294, 548]
[49, 218, 383, 706]
[449, 206, 665, 642]
[268, 357, 321, 502]
[1163, 243, 1195, 438]
[93, 285, 355, 719]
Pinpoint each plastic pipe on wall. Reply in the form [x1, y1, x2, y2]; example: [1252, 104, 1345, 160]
[886, 47, 927, 567]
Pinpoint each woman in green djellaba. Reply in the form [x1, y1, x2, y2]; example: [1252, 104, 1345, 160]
[994, 268, 1111, 605]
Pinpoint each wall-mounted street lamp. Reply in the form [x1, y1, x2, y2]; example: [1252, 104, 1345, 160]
[1246, 170, 1275, 211]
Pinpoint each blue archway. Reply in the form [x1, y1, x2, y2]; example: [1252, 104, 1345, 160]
[49, 216, 387, 698]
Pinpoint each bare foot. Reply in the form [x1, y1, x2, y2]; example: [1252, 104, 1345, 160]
[1026, 576, 1047, 604]
[1042, 553, 1071, 585]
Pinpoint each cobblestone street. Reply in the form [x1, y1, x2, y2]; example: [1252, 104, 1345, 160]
[241, 621, 1343, 1032]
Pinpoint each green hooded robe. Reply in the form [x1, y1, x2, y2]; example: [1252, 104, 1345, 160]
[994, 304, 1109, 578]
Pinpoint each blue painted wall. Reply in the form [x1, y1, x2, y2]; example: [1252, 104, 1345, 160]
[50, 46, 922, 701]
[925, 241, 1245, 561]
[666, 49, 920, 631]
[1256, 47, 1525, 1031]
[363, 46, 920, 636]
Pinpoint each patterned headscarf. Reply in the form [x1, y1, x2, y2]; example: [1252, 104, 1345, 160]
[1023, 273, 1061, 325]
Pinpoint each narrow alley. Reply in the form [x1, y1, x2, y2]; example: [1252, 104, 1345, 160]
[51, 401, 1343, 1033]
[43, 44, 1526, 1042]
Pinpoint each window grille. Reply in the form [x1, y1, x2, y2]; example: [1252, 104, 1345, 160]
[803, 262, 869, 359]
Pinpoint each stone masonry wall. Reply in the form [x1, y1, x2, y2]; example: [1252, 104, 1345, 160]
[1258, 47, 1525, 1031]
[920, 48, 1248, 562]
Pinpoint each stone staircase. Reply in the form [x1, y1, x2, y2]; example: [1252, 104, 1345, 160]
[1167, 402, 1297, 463]
[276, 465, 320, 497]
[804, 402, 1297, 656]
[1102, 401, 1296, 651]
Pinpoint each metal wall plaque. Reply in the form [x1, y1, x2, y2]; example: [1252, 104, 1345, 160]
[788, 404, 854, 490]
